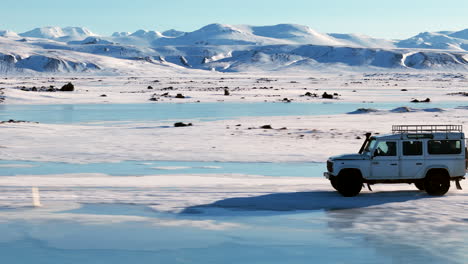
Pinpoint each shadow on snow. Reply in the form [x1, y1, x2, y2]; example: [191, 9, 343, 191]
[181, 190, 433, 215]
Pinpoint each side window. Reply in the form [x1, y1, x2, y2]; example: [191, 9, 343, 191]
[428, 140, 461, 155]
[403, 141, 422, 156]
[374, 141, 397, 157]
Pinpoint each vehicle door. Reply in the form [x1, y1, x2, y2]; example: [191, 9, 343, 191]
[370, 140, 399, 179]
[400, 140, 425, 179]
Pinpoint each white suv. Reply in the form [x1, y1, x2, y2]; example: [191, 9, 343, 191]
[324, 125, 467, 196]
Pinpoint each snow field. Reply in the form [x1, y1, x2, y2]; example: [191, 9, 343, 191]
[1, 107, 466, 163]
[1, 72, 468, 104]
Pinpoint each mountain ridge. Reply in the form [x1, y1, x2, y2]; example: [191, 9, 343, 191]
[4, 24, 467, 51]
[1, 24, 467, 74]
[19, 26, 96, 41]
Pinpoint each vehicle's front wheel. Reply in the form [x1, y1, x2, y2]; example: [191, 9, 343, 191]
[414, 181, 425, 191]
[330, 177, 339, 191]
[424, 172, 450, 196]
[336, 171, 363, 197]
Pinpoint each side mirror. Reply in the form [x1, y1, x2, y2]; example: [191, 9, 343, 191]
[372, 149, 379, 158]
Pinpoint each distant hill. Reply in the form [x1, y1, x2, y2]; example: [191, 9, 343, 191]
[397, 30, 468, 51]
[19, 26, 97, 41]
[0, 30, 19, 38]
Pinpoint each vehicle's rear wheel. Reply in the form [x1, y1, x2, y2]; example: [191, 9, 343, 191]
[336, 171, 363, 197]
[414, 181, 425, 191]
[424, 172, 450, 196]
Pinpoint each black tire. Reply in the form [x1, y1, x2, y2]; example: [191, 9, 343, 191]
[336, 171, 363, 197]
[424, 173, 450, 196]
[414, 181, 425, 191]
[330, 177, 339, 191]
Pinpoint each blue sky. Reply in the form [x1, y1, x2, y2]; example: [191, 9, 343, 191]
[1, 0, 467, 39]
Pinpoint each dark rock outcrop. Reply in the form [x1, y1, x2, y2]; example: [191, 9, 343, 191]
[411, 98, 430, 103]
[303, 92, 318, 97]
[322, 92, 334, 99]
[1, 119, 38, 124]
[60, 82, 74, 91]
[174, 122, 193, 127]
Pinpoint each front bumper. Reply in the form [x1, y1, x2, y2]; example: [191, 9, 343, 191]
[324, 172, 334, 179]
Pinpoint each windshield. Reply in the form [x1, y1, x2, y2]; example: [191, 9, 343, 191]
[362, 138, 376, 154]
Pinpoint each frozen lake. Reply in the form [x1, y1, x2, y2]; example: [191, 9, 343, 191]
[1, 158, 466, 263]
[0, 160, 324, 177]
[1, 101, 466, 124]
[0, 194, 465, 264]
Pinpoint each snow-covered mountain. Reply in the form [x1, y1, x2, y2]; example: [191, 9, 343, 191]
[0, 30, 19, 38]
[397, 30, 468, 51]
[111, 32, 130, 37]
[1, 24, 467, 74]
[449, 29, 468, 40]
[108, 29, 165, 46]
[151, 23, 381, 47]
[129, 30, 164, 40]
[68, 37, 114, 45]
[329, 33, 395, 49]
[201, 45, 468, 72]
[7, 24, 468, 51]
[162, 29, 185, 38]
[19, 26, 97, 41]
[244, 24, 344, 45]
[152, 23, 274, 46]
[0, 37, 186, 75]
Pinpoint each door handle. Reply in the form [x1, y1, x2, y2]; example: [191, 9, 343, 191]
[416, 163, 422, 165]
[372, 162, 379, 165]
[390, 163, 397, 166]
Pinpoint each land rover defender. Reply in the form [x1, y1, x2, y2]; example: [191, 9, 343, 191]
[324, 125, 467, 197]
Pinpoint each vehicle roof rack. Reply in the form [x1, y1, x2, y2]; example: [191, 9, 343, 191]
[392, 125, 463, 134]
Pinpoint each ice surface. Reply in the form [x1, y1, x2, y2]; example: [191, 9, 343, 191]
[0, 172, 466, 263]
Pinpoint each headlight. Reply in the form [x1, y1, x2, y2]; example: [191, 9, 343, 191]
[327, 160, 333, 173]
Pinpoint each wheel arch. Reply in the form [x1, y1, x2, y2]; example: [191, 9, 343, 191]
[337, 168, 363, 179]
[425, 167, 450, 178]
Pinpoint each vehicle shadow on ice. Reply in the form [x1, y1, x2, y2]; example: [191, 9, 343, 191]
[181, 190, 433, 215]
